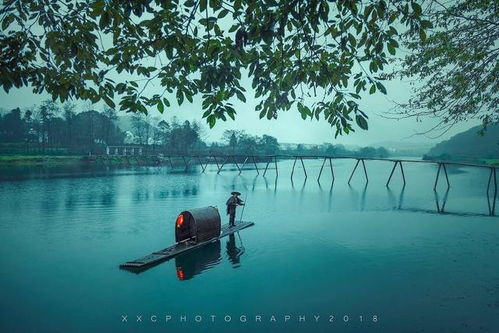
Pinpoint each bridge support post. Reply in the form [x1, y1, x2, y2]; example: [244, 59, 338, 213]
[386, 161, 406, 187]
[217, 156, 228, 174]
[213, 156, 219, 171]
[263, 160, 270, 177]
[329, 158, 335, 182]
[239, 157, 248, 175]
[348, 159, 360, 185]
[386, 161, 397, 187]
[231, 156, 241, 173]
[252, 156, 259, 175]
[361, 159, 368, 184]
[197, 156, 207, 173]
[300, 157, 307, 179]
[318, 157, 335, 183]
[348, 159, 368, 185]
[318, 157, 326, 182]
[291, 157, 298, 180]
[434, 162, 450, 191]
[274, 156, 279, 177]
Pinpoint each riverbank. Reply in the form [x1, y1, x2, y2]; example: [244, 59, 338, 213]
[0, 155, 163, 167]
[0, 155, 87, 166]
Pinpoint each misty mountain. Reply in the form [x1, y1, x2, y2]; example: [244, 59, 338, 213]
[425, 124, 499, 160]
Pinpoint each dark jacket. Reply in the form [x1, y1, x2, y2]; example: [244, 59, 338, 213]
[226, 196, 244, 215]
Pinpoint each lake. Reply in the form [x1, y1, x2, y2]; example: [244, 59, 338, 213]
[0, 158, 498, 332]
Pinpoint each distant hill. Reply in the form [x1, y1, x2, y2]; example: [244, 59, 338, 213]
[425, 124, 499, 161]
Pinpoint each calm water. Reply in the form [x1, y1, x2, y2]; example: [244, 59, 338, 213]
[0, 159, 498, 333]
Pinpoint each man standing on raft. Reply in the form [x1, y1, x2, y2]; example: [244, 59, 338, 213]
[226, 191, 245, 227]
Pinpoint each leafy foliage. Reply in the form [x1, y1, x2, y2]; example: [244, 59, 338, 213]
[1, 0, 428, 136]
[394, 0, 498, 133]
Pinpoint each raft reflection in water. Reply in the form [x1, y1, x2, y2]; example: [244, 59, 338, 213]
[175, 233, 246, 280]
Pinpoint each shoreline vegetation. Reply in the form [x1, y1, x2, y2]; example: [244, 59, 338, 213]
[0, 101, 392, 168]
[1, 154, 497, 168]
[1, 102, 497, 168]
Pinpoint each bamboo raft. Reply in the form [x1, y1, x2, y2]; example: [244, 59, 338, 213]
[120, 221, 254, 271]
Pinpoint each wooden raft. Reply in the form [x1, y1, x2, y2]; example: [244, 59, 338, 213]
[120, 221, 255, 271]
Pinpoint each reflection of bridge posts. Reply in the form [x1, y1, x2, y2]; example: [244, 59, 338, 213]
[123, 147, 127, 156]
[386, 160, 406, 187]
[106, 146, 110, 155]
[486, 167, 497, 215]
[348, 158, 368, 185]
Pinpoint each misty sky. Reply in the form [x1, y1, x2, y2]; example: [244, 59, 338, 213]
[0, 76, 479, 148]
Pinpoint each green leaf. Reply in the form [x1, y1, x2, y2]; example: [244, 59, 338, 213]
[411, 2, 422, 16]
[218, 9, 228, 18]
[2, 14, 15, 31]
[236, 90, 246, 102]
[419, 28, 427, 42]
[207, 114, 216, 128]
[99, 11, 110, 30]
[103, 96, 115, 108]
[369, 84, 376, 94]
[421, 20, 433, 29]
[355, 115, 368, 130]
[176, 90, 184, 105]
[387, 43, 396, 55]
[376, 82, 387, 94]
[157, 100, 164, 113]
[200, 0, 207, 12]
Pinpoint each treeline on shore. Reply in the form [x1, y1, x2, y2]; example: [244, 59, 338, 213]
[0, 101, 389, 159]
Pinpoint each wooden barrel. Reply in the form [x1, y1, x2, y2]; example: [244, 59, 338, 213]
[175, 206, 221, 243]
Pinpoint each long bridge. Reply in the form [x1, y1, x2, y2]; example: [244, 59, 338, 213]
[103, 146, 498, 216]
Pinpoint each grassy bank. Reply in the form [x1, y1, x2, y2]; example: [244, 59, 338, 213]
[481, 159, 499, 166]
[0, 155, 87, 166]
[0, 154, 172, 168]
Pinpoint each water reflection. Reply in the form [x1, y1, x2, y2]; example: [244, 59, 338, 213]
[263, 176, 278, 192]
[173, 233, 247, 280]
[434, 189, 450, 213]
[226, 233, 245, 268]
[347, 184, 368, 211]
[175, 241, 222, 281]
[486, 190, 497, 216]
[384, 186, 495, 217]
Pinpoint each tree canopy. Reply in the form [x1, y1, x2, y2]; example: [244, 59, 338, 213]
[393, 0, 498, 134]
[1, 0, 430, 136]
